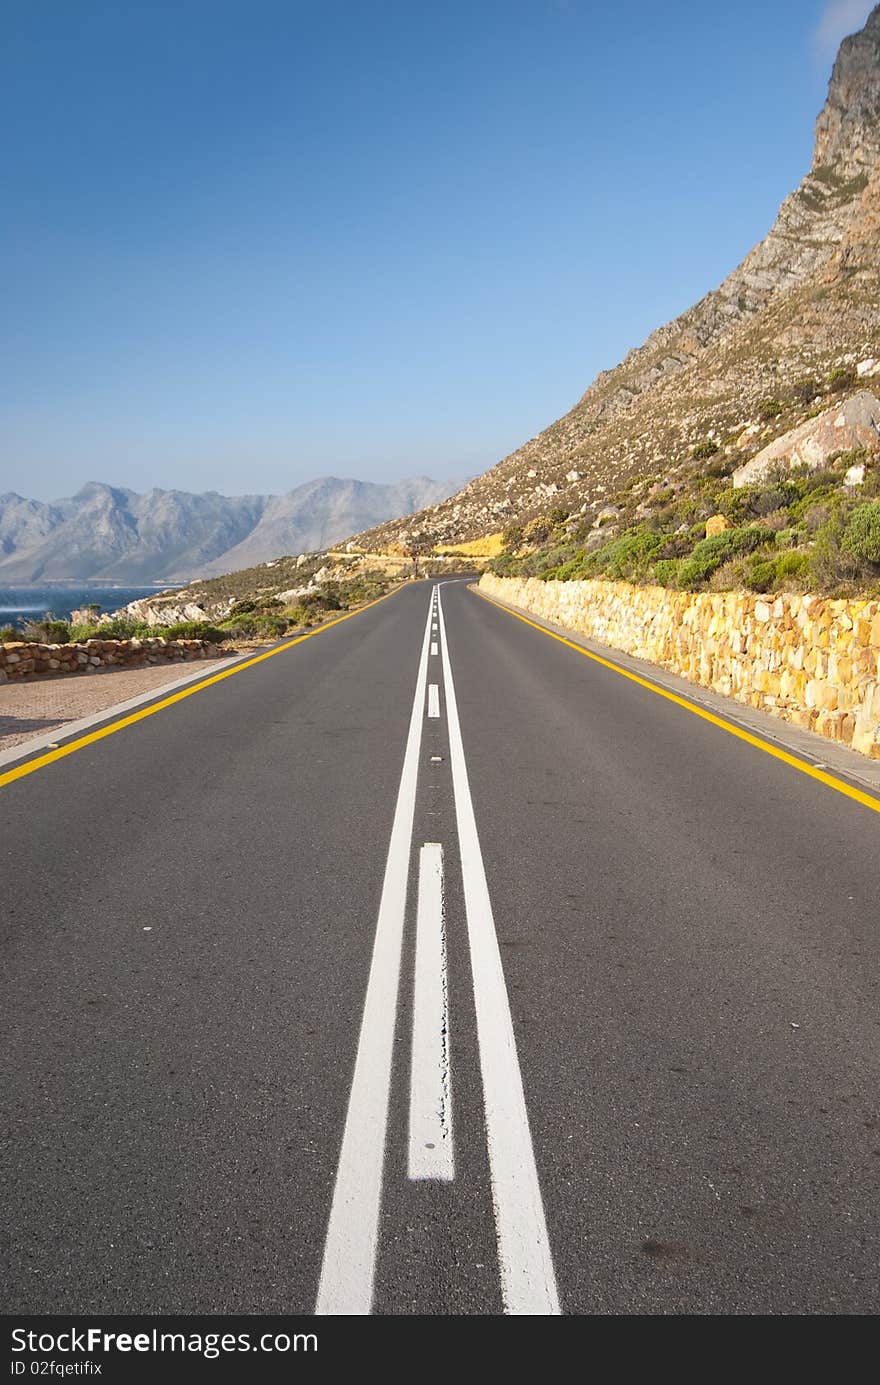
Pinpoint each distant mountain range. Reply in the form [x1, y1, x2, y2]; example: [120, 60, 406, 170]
[0, 476, 460, 582]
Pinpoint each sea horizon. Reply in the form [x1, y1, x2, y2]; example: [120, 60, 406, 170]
[0, 582, 181, 625]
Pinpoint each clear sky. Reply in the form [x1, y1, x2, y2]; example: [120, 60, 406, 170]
[1, 0, 873, 500]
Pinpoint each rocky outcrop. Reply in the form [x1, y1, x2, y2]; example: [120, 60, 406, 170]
[732, 391, 880, 486]
[480, 573, 880, 761]
[0, 637, 226, 681]
[814, 6, 880, 180]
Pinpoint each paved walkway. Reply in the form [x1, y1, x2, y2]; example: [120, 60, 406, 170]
[0, 663, 215, 753]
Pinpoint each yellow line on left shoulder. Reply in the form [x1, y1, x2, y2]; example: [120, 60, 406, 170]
[0, 588, 398, 792]
[472, 586, 880, 818]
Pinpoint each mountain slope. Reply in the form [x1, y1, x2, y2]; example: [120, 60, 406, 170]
[0, 475, 459, 582]
[354, 6, 880, 553]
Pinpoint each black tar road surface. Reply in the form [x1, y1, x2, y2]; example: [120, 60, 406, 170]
[2, 580, 878, 1316]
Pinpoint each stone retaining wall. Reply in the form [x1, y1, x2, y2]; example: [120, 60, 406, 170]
[479, 573, 880, 760]
[0, 636, 225, 683]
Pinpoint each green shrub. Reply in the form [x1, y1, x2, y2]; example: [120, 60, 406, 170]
[758, 398, 785, 420]
[581, 527, 665, 581]
[21, 618, 71, 643]
[827, 366, 856, 392]
[744, 551, 810, 593]
[502, 522, 524, 550]
[284, 605, 312, 627]
[678, 526, 767, 589]
[522, 516, 552, 546]
[68, 616, 147, 640]
[789, 484, 842, 521]
[651, 559, 681, 587]
[774, 527, 799, 548]
[691, 440, 719, 460]
[220, 614, 257, 637]
[161, 620, 229, 643]
[253, 615, 288, 638]
[840, 503, 880, 565]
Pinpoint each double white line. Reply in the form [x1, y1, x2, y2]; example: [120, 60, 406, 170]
[315, 586, 559, 1315]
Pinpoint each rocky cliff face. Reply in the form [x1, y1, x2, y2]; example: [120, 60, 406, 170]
[355, 6, 880, 554]
[0, 475, 459, 582]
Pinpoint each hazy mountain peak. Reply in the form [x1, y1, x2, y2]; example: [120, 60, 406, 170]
[0, 475, 461, 582]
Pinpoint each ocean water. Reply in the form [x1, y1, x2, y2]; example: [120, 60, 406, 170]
[0, 585, 171, 627]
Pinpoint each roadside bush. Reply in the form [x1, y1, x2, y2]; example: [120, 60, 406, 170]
[581, 527, 665, 581]
[808, 513, 854, 589]
[650, 559, 681, 587]
[160, 621, 229, 643]
[758, 398, 785, 420]
[284, 605, 312, 627]
[299, 586, 342, 614]
[220, 614, 257, 637]
[840, 503, 880, 566]
[21, 618, 71, 643]
[677, 526, 767, 589]
[743, 550, 810, 593]
[68, 616, 147, 641]
[252, 615, 288, 639]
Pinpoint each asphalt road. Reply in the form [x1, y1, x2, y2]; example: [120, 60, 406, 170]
[1, 579, 878, 1316]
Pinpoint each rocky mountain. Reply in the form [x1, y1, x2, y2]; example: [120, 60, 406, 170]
[196, 476, 460, 576]
[0, 476, 459, 582]
[354, 6, 880, 554]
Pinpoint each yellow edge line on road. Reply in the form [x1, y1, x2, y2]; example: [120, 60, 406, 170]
[0, 589, 398, 792]
[474, 587, 880, 817]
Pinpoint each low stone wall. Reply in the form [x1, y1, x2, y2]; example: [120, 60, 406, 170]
[479, 573, 880, 760]
[0, 636, 226, 683]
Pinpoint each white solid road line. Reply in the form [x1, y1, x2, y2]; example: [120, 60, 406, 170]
[316, 595, 434, 1316]
[436, 588, 561, 1315]
[427, 683, 440, 717]
[408, 843, 454, 1181]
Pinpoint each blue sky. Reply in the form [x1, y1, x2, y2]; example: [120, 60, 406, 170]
[0, 0, 873, 500]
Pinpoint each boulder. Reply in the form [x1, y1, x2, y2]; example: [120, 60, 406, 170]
[732, 391, 880, 488]
[705, 513, 732, 537]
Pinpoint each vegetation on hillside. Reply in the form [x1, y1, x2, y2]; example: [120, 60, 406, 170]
[489, 446, 880, 598]
[0, 568, 395, 645]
